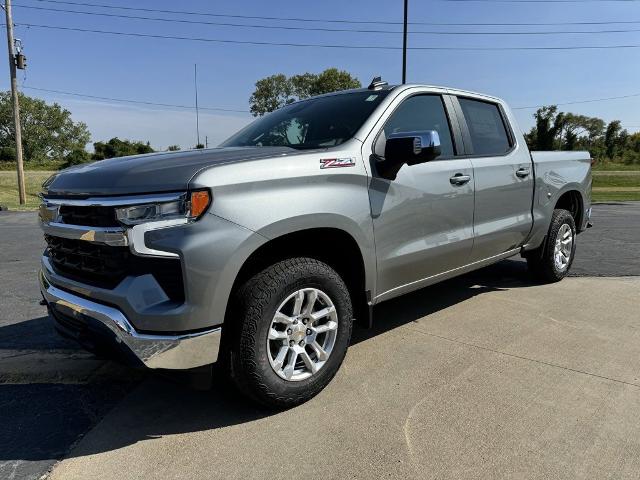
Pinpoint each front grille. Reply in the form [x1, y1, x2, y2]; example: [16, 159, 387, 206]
[59, 205, 119, 227]
[45, 235, 184, 303]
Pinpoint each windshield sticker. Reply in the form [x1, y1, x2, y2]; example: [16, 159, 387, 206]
[365, 95, 379, 102]
[320, 157, 356, 169]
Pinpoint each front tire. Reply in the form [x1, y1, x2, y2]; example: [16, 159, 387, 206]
[526, 208, 577, 283]
[229, 258, 353, 408]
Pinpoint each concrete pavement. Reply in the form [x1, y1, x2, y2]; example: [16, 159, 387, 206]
[48, 276, 640, 480]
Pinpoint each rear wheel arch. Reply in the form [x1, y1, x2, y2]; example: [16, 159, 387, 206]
[554, 189, 584, 231]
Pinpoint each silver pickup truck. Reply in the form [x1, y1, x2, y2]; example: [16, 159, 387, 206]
[38, 80, 592, 407]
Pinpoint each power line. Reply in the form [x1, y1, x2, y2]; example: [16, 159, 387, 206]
[22, 86, 640, 124]
[22, 86, 250, 113]
[12, 5, 402, 34]
[15, 0, 640, 26]
[513, 92, 640, 109]
[13, 5, 640, 35]
[444, 0, 640, 2]
[15, 23, 640, 50]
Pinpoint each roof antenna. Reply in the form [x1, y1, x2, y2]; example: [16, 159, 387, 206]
[368, 76, 388, 91]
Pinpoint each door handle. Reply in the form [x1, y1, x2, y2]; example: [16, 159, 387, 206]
[516, 167, 530, 178]
[450, 174, 471, 186]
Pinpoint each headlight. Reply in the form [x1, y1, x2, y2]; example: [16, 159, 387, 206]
[115, 190, 211, 226]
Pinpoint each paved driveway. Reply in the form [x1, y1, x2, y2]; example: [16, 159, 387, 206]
[0, 202, 638, 480]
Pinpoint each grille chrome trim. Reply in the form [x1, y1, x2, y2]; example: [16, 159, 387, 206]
[39, 192, 187, 257]
[41, 221, 128, 247]
[41, 192, 186, 207]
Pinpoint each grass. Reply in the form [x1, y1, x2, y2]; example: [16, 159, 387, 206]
[0, 160, 66, 171]
[592, 191, 640, 202]
[592, 172, 640, 187]
[592, 170, 640, 201]
[1, 168, 639, 211]
[0, 171, 53, 210]
[592, 162, 640, 171]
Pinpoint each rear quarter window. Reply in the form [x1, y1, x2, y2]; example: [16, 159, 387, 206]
[458, 98, 511, 156]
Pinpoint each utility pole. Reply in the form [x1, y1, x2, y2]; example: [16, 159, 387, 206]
[194, 63, 200, 147]
[402, 0, 408, 84]
[4, 0, 25, 205]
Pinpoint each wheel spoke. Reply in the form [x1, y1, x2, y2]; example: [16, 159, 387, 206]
[273, 312, 293, 325]
[314, 320, 338, 334]
[299, 350, 318, 374]
[303, 289, 318, 315]
[292, 290, 305, 316]
[310, 306, 335, 322]
[282, 348, 299, 380]
[268, 328, 288, 341]
[272, 346, 288, 370]
[310, 341, 329, 361]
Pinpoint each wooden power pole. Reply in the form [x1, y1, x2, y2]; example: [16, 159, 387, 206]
[402, 0, 408, 84]
[194, 63, 201, 147]
[4, 0, 25, 205]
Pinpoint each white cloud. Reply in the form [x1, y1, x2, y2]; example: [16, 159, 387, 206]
[55, 99, 252, 151]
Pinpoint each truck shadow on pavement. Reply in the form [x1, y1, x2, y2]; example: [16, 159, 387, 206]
[352, 257, 532, 345]
[0, 258, 537, 467]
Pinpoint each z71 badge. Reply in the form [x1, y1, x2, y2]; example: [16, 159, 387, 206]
[319, 157, 356, 169]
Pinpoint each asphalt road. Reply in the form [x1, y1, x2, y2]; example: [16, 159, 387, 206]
[0, 203, 638, 480]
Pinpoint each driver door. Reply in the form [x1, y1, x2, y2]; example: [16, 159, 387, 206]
[368, 94, 475, 301]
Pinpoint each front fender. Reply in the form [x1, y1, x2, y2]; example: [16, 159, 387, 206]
[145, 213, 268, 331]
[254, 212, 377, 295]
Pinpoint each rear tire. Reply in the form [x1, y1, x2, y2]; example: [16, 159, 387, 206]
[228, 257, 353, 408]
[526, 209, 576, 283]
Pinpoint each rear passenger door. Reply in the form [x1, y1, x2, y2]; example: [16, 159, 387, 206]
[453, 96, 534, 261]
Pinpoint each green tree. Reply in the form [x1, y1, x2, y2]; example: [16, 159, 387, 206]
[249, 68, 361, 116]
[525, 106, 565, 150]
[0, 91, 90, 164]
[92, 137, 154, 160]
[604, 120, 622, 159]
[556, 113, 604, 151]
[523, 105, 640, 165]
[63, 148, 91, 168]
[167, 144, 180, 151]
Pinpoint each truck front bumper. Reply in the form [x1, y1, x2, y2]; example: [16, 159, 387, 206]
[39, 269, 221, 370]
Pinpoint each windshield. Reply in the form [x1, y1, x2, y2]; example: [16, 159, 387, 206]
[221, 90, 390, 150]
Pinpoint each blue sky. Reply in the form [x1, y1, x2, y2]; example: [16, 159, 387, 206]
[3, 0, 640, 149]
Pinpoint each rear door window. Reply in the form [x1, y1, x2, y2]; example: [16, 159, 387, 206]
[458, 98, 511, 156]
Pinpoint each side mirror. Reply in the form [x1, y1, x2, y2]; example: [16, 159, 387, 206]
[376, 130, 442, 180]
[386, 130, 441, 165]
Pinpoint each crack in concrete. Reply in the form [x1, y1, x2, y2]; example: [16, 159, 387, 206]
[408, 328, 640, 390]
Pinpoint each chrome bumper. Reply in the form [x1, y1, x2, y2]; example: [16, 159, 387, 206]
[39, 270, 221, 370]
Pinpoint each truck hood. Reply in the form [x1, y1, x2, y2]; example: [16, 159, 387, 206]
[42, 146, 301, 197]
